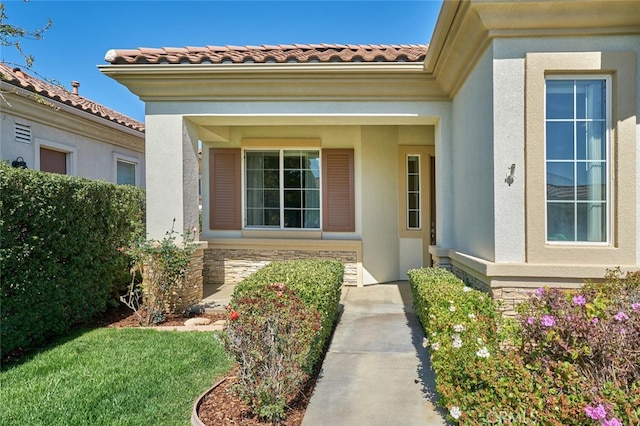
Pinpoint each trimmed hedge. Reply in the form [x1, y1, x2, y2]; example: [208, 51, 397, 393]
[231, 258, 344, 374]
[1, 165, 144, 357]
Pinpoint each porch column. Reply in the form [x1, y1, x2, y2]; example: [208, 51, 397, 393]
[145, 115, 200, 241]
[434, 108, 454, 250]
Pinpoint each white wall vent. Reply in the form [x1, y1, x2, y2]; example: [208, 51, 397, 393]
[15, 123, 32, 144]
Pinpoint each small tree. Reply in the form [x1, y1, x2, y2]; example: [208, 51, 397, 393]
[0, 2, 52, 69]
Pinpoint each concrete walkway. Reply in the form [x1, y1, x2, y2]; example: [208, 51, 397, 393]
[302, 281, 447, 426]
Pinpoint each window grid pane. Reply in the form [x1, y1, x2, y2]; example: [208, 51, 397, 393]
[245, 151, 280, 227]
[407, 155, 420, 229]
[545, 79, 608, 243]
[245, 149, 320, 229]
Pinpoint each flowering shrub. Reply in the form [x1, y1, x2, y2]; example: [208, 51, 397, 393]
[409, 268, 503, 422]
[518, 269, 640, 425]
[409, 267, 640, 425]
[232, 259, 344, 374]
[120, 220, 196, 325]
[518, 275, 640, 392]
[223, 283, 322, 422]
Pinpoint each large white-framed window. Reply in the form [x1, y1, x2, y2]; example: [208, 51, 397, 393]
[544, 76, 610, 244]
[35, 138, 76, 175]
[407, 154, 421, 230]
[244, 149, 321, 229]
[114, 153, 138, 186]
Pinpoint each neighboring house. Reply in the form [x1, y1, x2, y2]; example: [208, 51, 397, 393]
[99, 0, 639, 311]
[0, 63, 145, 186]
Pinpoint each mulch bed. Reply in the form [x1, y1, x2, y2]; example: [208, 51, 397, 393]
[90, 304, 226, 328]
[196, 366, 316, 426]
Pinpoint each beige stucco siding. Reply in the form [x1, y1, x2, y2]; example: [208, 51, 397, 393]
[450, 46, 496, 261]
[361, 126, 400, 283]
[197, 122, 435, 283]
[492, 35, 640, 267]
[492, 53, 526, 263]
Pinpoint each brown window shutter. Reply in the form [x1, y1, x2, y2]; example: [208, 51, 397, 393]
[322, 149, 355, 232]
[210, 148, 241, 230]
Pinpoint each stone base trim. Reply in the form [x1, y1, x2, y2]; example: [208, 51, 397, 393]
[203, 238, 362, 287]
[428, 245, 635, 316]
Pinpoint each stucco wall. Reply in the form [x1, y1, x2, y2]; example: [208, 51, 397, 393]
[450, 46, 496, 261]
[198, 123, 434, 284]
[493, 35, 640, 267]
[1, 112, 144, 185]
[361, 126, 400, 283]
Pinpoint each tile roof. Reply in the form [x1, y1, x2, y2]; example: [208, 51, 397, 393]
[0, 63, 144, 133]
[104, 44, 428, 65]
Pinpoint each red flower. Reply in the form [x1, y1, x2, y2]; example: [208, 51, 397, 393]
[229, 310, 239, 321]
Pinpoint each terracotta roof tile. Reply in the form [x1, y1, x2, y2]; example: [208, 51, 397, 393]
[104, 43, 428, 65]
[0, 63, 144, 133]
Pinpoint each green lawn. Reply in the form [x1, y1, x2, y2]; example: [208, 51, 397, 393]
[1, 328, 233, 426]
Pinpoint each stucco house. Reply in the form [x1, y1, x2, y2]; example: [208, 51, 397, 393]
[0, 63, 145, 185]
[99, 0, 639, 310]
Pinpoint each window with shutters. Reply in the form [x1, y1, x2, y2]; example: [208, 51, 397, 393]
[209, 147, 354, 233]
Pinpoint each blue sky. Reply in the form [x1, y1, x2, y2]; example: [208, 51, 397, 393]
[2, 0, 443, 122]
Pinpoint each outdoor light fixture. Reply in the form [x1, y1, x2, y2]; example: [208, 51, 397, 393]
[11, 157, 27, 169]
[505, 163, 516, 186]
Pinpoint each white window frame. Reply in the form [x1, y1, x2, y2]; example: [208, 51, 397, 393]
[242, 148, 322, 230]
[543, 75, 611, 245]
[113, 152, 139, 186]
[406, 154, 422, 230]
[34, 138, 77, 176]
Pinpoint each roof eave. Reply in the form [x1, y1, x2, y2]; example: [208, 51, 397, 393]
[98, 61, 427, 76]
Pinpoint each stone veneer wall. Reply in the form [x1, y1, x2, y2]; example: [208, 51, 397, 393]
[451, 265, 530, 317]
[203, 248, 358, 286]
[166, 247, 205, 313]
[490, 287, 534, 317]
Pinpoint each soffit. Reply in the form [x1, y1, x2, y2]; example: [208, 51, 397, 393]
[425, 0, 640, 95]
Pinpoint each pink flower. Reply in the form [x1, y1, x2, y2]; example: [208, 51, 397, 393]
[527, 316, 536, 325]
[632, 302, 640, 311]
[592, 317, 599, 325]
[541, 315, 556, 327]
[536, 287, 545, 297]
[614, 311, 629, 321]
[585, 404, 607, 420]
[572, 295, 586, 306]
[603, 418, 623, 426]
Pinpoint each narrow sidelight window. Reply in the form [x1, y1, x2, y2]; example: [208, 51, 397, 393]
[545, 78, 609, 243]
[407, 155, 421, 229]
